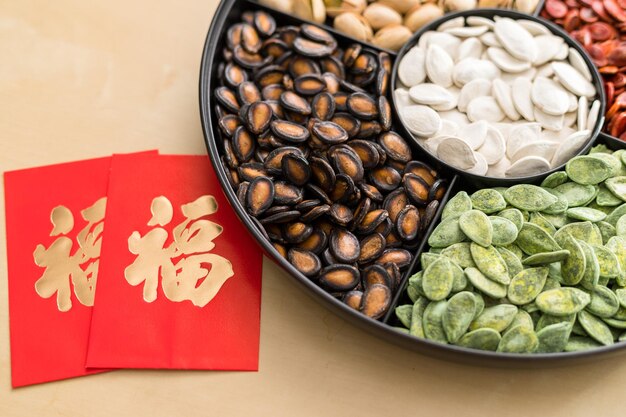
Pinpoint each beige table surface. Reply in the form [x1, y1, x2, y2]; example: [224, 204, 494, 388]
[1, 1, 625, 416]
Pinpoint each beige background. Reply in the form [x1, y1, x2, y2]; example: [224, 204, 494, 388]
[0, 1, 624, 416]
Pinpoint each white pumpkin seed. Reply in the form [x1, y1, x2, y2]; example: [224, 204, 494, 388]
[398, 47, 426, 87]
[477, 126, 506, 165]
[531, 77, 570, 116]
[493, 17, 537, 63]
[400, 105, 442, 137]
[511, 77, 535, 121]
[506, 156, 551, 177]
[409, 83, 455, 106]
[577, 96, 588, 131]
[457, 37, 484, 61]
[487, 47, 532, 73]
[586, 100, 601, 132]
[551, 130, 591, 168]
[457, 78, 492, 113]
[467, 96, 505, 123]
[437, 136, 477, 170]
[568, 47, 593, 82]
[452, 58, 501, 87]
[426, 44, 454, 88]
[552, 62, 596, 98]
[532, 35, 564, 66]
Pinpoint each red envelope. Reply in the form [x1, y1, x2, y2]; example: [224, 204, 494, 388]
[4, 156, 112, 387]
[86, 154, 262, 370]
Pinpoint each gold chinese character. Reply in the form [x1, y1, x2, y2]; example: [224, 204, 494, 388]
[125, 195, 234, 307]
[33, 198, 106, 312]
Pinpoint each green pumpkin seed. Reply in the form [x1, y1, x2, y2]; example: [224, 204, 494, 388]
[542, 188, 569, 215]
[578, 240, 600, 290]
[451, 262, 468, 293]
[554, 182, 597, 207]
[535, 287, 591, 316]
[395, 304, 412, 328]
[516, 222, 561, 255]
[507, 267, 549, 305]
[441, 191, 472, 220]
[509, 310, 534, 331]
[577, 310, 614, 345]
[442, 291, 477, 343]
[407, 285, 420, 302]
[456, 328, 501, 351]
[554, 221, 599, 245]
[428, 217, 466, 248]
[441, 242, 476, 268]
[606, 203, 626, 226]
[572, 318, 589, 336]
[522, 302, 540, 313]
[590, 144, 612, 154]
[422, 300, 448, 343]
[587, 285, 619, 318]
[536, 313, 575, 332]
[422, 257, 454, 301]
[544, 275, 562, 291]
[470, 243, 510, 284]
[459, 210, 492, 247]
[541, 212, 571, 229]
[502, 244, 524, 259]
[504, 185, 558, 212]
[529, 212, 557, 235]
[536, 322, 572, 353]
[521, 250, 570, 266]
[471, 189, 507, 214]
[497, 208, 524, 231]
[410, 297, 429, 337]
[606, 236, 626, 286]
[497, 325, 539, 353]
[547, 262, 563, 284]
[605, 176, 626, 202]
[497, 247, 524, 278]
[470, 304, 518, 332]
[566, 207, 607, 222]
[603, 317, 626, 329]
[596, 184, 623, 207]
[597, 221, 617, 244]
[564, 336, 602, 352]
[592, 245, 620, 279]
[617, 215, 626, 239]
[615, 288, 626, 308]
[472, 293, 485, 319]
[589, 152, 623, 177]
[489, 216, 519, 246]
[465, 267, 507, 299]
[565, 156, 612, 185]
[420, 252, 441, 270]
[541, 171, 569, 188]
[614, 305, 626, 320]
[554, 232, 585, 285]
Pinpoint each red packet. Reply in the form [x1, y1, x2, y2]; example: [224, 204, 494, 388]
[4, 156, 112, 387]
[86, 154, 262, 370]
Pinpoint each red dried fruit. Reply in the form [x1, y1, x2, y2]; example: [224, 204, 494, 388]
[605, 0, 626, 22]
[589, 22, 617, 41]
[564, 9, 582, 31]
[546, 0, 569, 18]
[580, 7, 599, 23]
[610, 112, 626, 136]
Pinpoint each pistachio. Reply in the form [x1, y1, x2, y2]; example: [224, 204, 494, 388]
[362, 3, 402, 30]
[372, 24, 412, 51]
[333, 12, 373, 42]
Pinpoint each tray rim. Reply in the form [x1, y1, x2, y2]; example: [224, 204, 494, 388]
[198, 0, 626, 367]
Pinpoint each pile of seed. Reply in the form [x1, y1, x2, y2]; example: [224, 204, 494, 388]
[394, 15, 601, 178]
[394, 144, 626, 353]
[541, 0, 626, 139]
[214, 11, 447, 320]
